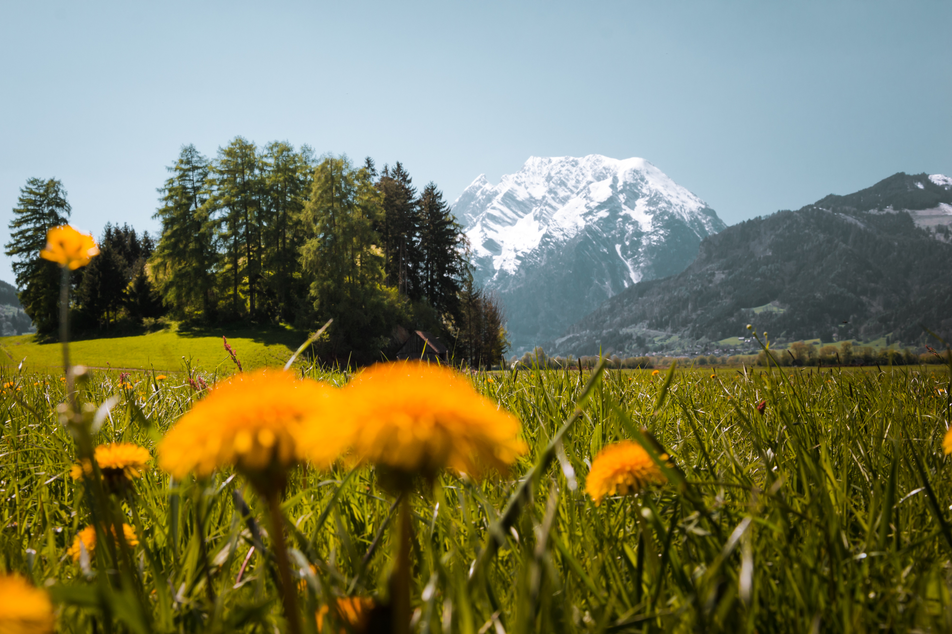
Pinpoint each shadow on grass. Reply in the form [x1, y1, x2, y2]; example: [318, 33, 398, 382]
[175, 322, 310, 347]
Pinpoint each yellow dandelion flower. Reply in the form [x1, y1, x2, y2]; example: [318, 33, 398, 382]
[39, 225, 99, 270]
[0, 574, 54, 634]
[341, 361, 526, 483]
[68, 524, 139, 562]
[158, 370, 344, 488]
[155, 375, 167, 381]
[651, 370, 660, 376]
[944, 427, 952, 456]
[70, 443, 151, 489]
[585, 440, 666, 505]
[316, 596, 375, 634]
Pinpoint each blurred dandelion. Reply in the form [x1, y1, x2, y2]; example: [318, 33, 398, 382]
[0, 574, 54, 634]
[341, 361, 525, 487]
[316, 596, 375, 633]
[40, 225, 99, 270]
[158, 369, 344, 489]
[585, 440, 666, 505]
[70, 442, 151, 492]
[68, 524, 138, 562]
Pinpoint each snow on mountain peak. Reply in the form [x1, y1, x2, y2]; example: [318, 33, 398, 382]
[455, 154, 717, 277]
[930, 174, 952, 189]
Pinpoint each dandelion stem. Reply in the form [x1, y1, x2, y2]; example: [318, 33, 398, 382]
[265, 490, 302, 634]
[391, 495, 412, 634]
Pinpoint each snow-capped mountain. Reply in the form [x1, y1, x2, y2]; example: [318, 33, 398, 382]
[454, 155, 726, 355]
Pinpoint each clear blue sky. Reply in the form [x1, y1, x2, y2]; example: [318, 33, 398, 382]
[2, 1, 950, 286]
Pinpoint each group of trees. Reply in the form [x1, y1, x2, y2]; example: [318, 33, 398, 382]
[4, 138, 509, 367]
[754, 341, 935, 367]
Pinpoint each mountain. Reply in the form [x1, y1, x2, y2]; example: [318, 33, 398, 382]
[549, 172, 952, 357]
[455, 155, 725, 353]
[0, 279, 33, 336]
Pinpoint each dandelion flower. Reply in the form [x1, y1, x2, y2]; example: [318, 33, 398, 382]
[158, 370, 344, 489]
[651, 370, 660, 376]
[155, 375, 167, 381]
[0, 574, 54, 634]
[585, 440, 666, 505]
[340, 361, 525, 484]
[40, 225, 99, 270]
[68, 524, 139, 562]
[316, 596, 375, 633]
[70, 442, 151, 491]
[943, 427, 952, 456]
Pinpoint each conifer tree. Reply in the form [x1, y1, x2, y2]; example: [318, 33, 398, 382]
[418, 182, 466, 322]
[153, 145, 215, 319]
[4, 178, 71, 335]
[301, 155, 398, 358]
[207, 137, 262, 318]
[260, 141, 309, 321]
[378, 162, 423, 299]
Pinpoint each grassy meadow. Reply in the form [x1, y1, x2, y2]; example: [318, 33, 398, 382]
[3, 345, 952, 632]
[0, 323, 306, 372]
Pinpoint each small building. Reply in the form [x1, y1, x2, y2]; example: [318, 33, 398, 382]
[395, 330, 450, 364]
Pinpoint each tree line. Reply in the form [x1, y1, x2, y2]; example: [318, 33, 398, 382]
[4, 138, 507, 367]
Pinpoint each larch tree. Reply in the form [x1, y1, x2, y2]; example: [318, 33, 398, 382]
[300, 155, 398, 358]
[152, 145, 216, 319]
[260, 141, 310, 321]
[208, 137, 262, 318]
[4, 178, 72, 335]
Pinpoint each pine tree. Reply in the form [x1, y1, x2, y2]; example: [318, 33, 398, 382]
[4, 178, 71, 335]
[418, 182, 466, 322]
[378, 162, 423, 299]
[152, 145, 216, 319]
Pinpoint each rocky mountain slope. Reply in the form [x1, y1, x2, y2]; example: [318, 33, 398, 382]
[455, 155, 725, 353]
[0, 279, 33, 336]
[548, 172, 952, 357]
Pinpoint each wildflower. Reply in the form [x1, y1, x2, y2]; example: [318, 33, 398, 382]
[0, 574, 54, 634]
[155, 375, 167, 381]
[651, 370, 660, 376]
[316, 596, 374, 633]
[70, 443, 151, 491]
[756, 400, 767, 415]
[340, 361, 526, 486]
[158, 370, 344, 491]
[39, 225, 99, 270]
[943, 427, 952, 456]
[585, 440, 666, 505]
[68, 524, 139, 562]
[710, 373, 716, 379]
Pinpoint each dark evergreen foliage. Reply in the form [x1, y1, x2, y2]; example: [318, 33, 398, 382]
[4, 178, 71, 336]
[378, 162, 424, 299]
[418, 183, 466, 323]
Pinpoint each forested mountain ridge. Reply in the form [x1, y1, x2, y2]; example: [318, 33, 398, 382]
[549, 172, 952, 356]
[0, 279, 33, 336]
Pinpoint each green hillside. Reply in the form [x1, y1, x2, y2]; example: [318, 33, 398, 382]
[0, 323, 310, 372]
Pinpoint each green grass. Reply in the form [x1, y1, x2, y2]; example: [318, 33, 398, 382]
[3, 356, 952, 632]
[0, 323, 309, 372]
